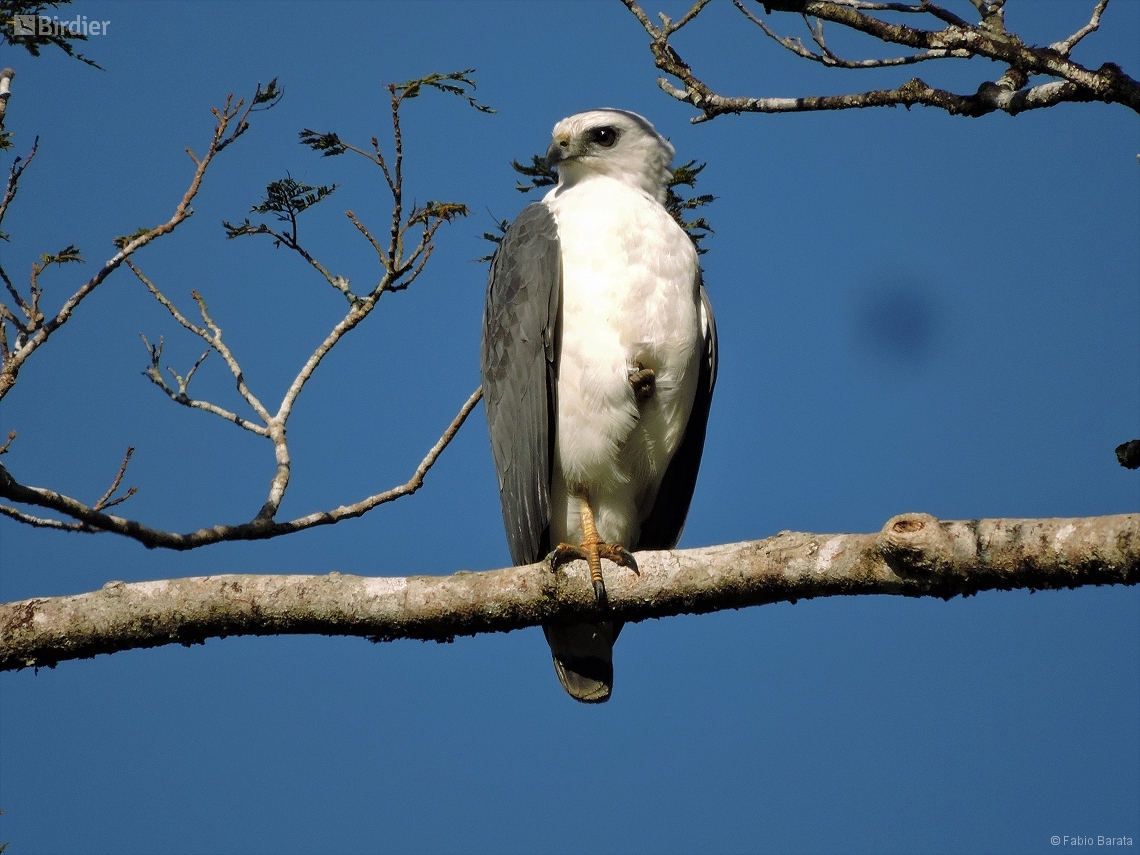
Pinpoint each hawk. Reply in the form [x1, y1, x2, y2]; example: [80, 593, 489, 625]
[481, 109, 717, 702]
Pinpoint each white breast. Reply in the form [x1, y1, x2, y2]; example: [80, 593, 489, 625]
[543, 176, 702, 548]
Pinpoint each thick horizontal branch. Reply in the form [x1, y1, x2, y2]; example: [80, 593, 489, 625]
[656, 74, 1093, 118]
[3, 512, 1135, 671]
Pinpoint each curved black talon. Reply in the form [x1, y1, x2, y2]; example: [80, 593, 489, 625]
[610, 546, 638, 575]
[592, 579, 607, 604]
[547, 543, 584, 573]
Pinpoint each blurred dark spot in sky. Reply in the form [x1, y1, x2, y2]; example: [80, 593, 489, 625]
[853, 280, 940, 364]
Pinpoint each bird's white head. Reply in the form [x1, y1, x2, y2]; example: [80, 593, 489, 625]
[545, 109, 675, 204]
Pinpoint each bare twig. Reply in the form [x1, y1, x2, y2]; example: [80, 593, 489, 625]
[139, 334, 267, 434]
[92, 448, 137, 512]
[0, 136, 37, 236]
[659, 0, 713, 34]
[188, 289, 273, 424]
[0, 83, 278, 402]
[2, 512, 1135, 670]
[346, 210, 386, 268]
[736, 2, 969, 69]
[1051, 0, 1110, 58]
[0, 387, 483, 549]
[129, 260, 273, 430]
[0, 504, 85, 532]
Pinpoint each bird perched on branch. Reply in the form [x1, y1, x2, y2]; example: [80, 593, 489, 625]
[481, 109, 717, 702]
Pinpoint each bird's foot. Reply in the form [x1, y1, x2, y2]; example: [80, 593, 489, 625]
[548, 539, 639, 604]
[629, 362, 656, 405]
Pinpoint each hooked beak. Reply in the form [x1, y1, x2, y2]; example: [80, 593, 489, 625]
[545, 132, 574, 170]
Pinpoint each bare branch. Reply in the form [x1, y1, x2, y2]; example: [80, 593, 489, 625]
[829, 1, 930, 11]
[622, 0, 1140, 122]
[387, 87, 405, 274]
[131, 268, 273, 436]
[911, 1, 970, 29]
[0, 504, 85, 532]
[736, 2, 967, 69]
[0, 387, 483, 549]
[187, 289, 273, 424]
[0, 85, 274, 402]
[92, 447, 137, 512]
[1051, 0, 1110, 58]
[2, 512, 1135, 671]
[114, 76, 474, 530]
[346, 210, 387, 272]
[139, 334, 268, 435]
[274, 296, 378, 425]
[0, 136, 37, 237]
[656, 0, 714, 35]
[1, 262, 28, 320]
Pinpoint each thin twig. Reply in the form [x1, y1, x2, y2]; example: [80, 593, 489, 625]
[129, 261, 273, 428]
[0, 137, 37, 236]
[346, 210, 387, 272]
[737, 2, 966, 69]
[1051, 0, 1110, 57]
[0, 504, 85, 531]
[658, 0, 713, 34]
[139, 334, 267, 434]
[0, 262, 27, 320]
[92, 447, 136, 511]
[0, 86, 272, 402]
[0, 387, 484, 549]
[188, 289, 273, 424]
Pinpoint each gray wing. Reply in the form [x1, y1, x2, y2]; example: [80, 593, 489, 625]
[637, 280, 718, 550]
[480, 202, 561, 566]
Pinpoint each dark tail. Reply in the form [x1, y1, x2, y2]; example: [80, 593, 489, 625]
[542, 621, 621, 703]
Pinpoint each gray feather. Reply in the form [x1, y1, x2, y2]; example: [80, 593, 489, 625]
[481, 202, 561, 566]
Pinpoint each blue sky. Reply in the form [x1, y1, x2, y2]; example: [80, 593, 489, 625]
[1, 1, 1137, 852]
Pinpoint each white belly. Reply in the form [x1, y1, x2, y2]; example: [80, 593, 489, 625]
[543, 177, 701, 548]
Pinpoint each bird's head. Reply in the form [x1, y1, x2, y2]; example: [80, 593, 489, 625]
[545, 109, 675, 203]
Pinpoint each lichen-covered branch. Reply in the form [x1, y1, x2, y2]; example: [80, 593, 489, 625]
[2, 512, 1135, 671]
[621, 0, 1140, 122]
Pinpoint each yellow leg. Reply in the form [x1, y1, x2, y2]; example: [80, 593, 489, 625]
[548, 494, 639, 604]
[579, 498, 606, 600]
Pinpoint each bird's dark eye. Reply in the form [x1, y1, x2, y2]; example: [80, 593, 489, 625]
[591, 127, 618, 147]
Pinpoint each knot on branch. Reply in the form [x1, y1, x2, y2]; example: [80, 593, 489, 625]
[1095, 62, 1129, 100]
[897, 78, 931, 100]
[877, 512, 957, 577]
